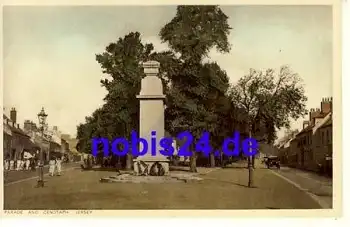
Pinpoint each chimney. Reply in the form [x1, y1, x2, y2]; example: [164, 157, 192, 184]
[17, 123, 20, 129]
[309, 108, 321, 125]
[32, 122, 38, 131]
[53, 126, 58, 131]
[321, 97, 332, 114]
[10, 108, 17, 123]
[303, 120, 309, 129]
[24, 120, 32, 132]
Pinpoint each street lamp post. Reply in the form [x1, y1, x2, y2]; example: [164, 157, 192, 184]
[36, 107, 48, 188]
[248, 123, 254, 188]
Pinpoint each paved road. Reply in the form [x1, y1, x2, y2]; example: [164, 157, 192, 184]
[3, 162, 81, 185]
[4, 163, 322, 209]
[270, 166, 333, 208]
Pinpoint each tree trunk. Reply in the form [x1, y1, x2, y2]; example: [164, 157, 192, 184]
[190, 155, 197, 172]
[126, 153, 132, 170]
[220, 150, 223, 167]
[190, 144, 197, 172]
[210, 152, 215, 168]
[248, 125, 254, 187]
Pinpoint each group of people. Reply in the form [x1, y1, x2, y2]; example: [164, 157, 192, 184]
[48, 156, 63, 176]
[3, 149, 37, 171]
[4, 149, 65, 177]
[4, 158, 37, 171]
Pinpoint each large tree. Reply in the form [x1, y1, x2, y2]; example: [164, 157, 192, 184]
[228, 65, 308, 187]
[160, 6, 232, 172]
[76, 32, 154, 169]
[198, 62, 232, 167]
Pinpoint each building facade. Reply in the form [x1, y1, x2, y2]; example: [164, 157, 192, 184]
[3, 108, 37, 161]
[279, 97, 333, 174]
[3, 115, 13, 159]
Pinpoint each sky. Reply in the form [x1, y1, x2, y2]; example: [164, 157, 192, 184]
[3, 5, 333, 139]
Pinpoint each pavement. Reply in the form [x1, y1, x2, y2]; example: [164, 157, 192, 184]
[3, 161, 326, 209]
[3, 162, 82, 185]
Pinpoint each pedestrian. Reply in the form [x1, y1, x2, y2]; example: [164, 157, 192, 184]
[23, 149, 33, 171]
[56, 157, 62, 176]
[10, 160, 15, 171]
[30, 158, 36, 171]
[49, 156, 56, 176]
[20, 159, 26, 170]
[4, 153, 10, 171]
[4, 159, 9, 171]
[16, 158, 22, 171]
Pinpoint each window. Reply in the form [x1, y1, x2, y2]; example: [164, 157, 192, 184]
[322, 132, 324, 145]
[310, 135, 312, 145]
[308, 135, 312, 145]
[326, 130, 329, 144]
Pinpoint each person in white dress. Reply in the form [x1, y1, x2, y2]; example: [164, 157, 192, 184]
[4, 159, 9, 171]
[4, 154, 10, 171]
[16, 159, 22, 171]
[56, 157, 62, 176]
[23, 150, 33, 171]
[49, 157, 56, 176]
[20, 159, 25, 170]
[10, 160, 15, 170]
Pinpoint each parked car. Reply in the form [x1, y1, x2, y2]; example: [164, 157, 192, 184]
[265, 156, 280, 169]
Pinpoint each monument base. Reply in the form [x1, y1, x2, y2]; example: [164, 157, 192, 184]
[133, 158, 169, 176]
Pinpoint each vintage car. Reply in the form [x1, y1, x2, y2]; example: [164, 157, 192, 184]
[265, 156, 281, 169]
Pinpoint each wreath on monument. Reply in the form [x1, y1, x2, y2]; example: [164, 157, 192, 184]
[137, 160, 149, 176]
[149, 162, 165, 176]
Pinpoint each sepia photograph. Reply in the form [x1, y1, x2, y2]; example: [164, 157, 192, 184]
[1, 0, 342, 216]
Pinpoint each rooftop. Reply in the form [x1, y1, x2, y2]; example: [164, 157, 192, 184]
[319, 117, 332, 129]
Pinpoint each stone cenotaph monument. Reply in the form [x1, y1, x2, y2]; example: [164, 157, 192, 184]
[133, 61, 170, 176]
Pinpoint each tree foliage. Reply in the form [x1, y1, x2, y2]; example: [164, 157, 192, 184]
[76, 32, 154, 169]
[228, 65, 308, 144]
[277, 128, 299, 148]
[160, 5, 232, 172]
[76, 6, 307, 175]
[160, 5, 231, 62]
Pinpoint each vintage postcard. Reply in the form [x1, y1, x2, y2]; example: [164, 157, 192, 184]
[1, 0, 342, 218]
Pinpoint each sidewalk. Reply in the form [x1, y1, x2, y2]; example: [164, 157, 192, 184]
[4, 163, 321, 209]
[3, 161, 81, 185]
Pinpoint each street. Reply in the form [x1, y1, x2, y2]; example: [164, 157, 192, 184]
[270, 166, 332, 208]
[3, 161, 330, 209]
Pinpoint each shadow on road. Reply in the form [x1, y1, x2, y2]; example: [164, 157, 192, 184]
[204, 177, 257, 189]
[169, 166, 191, 172]
[221, 166, 247, 169]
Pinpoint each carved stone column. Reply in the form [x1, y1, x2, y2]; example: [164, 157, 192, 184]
[133, 61, 169, 176]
